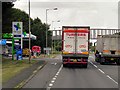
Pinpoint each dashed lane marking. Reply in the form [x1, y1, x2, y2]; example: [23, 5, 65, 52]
[47, 65, 63, 89]
[49, 83, 53, 87]
[89, 60, 118, 85]
[51, 80, 55, 83]
[53, 78, 56, 80]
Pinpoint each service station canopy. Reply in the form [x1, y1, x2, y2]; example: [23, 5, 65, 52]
[2, 33, 37, 40]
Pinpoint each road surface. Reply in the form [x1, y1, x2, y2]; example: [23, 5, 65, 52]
[22, 54, 118, 89]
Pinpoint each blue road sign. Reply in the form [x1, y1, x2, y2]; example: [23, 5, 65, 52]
[0, 39, 6, 45]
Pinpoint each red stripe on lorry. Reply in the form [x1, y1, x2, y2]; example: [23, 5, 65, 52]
[63, 30, 89, 33]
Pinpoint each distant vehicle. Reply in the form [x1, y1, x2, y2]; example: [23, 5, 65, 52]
[62, 26, 90, 68]
[32, 46, 41, 56]
[95, 35, 120, 65]
[22, 48, 30, 57]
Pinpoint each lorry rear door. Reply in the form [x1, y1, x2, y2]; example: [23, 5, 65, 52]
[76, 28, 89, 54]
[63, 27, 76, 54]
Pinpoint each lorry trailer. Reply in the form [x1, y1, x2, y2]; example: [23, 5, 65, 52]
[62, 26, 90, 68]
[95, 35, 120, 65]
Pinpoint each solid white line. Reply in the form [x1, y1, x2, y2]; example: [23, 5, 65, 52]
[89, 61, 94, 65]
[89, 60, 118, 85]
[89, 61, 98, 68]
[37, 66, 42, 70]
[106, 75, 118, 85]
[94, 65, 98, 68]
[98, 69, 105, 74]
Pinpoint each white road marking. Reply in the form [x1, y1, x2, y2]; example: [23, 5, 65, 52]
[56, 73, 59, 76]
[94, 65, 98, 68]
[56, 72, 60, 74]
[37, 66, 42, 70]
[54, 63, 57, 65]
[54, 76, 57, 78]
[49, 83, 53, 87]
[51, 80, 55, 83]
[53, 78, 56, 80]
[33, 70, 37, 73]
[98, 69, 105, 74]
[107, 75, 118, 85]
[48, 64, 63, 88]
[89, 60, 118, 85]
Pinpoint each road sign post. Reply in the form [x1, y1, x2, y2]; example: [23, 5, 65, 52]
[44, 48, 51, 55]
[12, 22, 23, 60]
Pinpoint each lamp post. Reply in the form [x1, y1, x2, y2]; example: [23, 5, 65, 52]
[46, 8, 58, 54]
[29, 0, 31, 63]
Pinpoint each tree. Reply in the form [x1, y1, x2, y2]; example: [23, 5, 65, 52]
[2, 2, 52, 53]
[2, 2, 14, 33]
[2, 8, 33, 33]
[31, 17, 52, 53]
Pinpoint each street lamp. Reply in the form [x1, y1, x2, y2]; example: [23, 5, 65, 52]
[29, 0, 31, 63]
[46, 7, 58, 54]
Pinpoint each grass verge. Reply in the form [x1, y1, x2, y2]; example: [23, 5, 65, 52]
[38, 54, 58, 58]
[2, 58, 39, 84]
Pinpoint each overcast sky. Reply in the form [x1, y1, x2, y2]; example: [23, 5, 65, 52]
[13, 0, 119, 30]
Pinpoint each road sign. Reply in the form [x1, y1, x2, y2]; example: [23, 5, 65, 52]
[0, 39, 6, 45]
[12, 22, 23, 60]
[44, 48, 51, 51]
[12, 22, 23, 35]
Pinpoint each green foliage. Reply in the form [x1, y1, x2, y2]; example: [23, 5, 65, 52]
[53, 40, 62, 51]
[2, 2, 52, 53]
[2, 8, 33, 33]
[31, 18, 52, 53]
[90, 46, 95, 52]
[2, 2, 14, 13]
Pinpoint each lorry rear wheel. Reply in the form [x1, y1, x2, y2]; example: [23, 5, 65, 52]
[100, 58, 105, 65]
[63, 64, 67, 67]
[83, 64, 87, 68]
[100, 61, 105, 65]
[116, 59, 120, 65]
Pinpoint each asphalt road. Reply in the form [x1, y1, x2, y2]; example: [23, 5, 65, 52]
[23, 54, 118, 89]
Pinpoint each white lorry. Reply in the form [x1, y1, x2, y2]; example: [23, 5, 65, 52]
[95, 35, 120, 65]
[62, 26, 90, 68]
